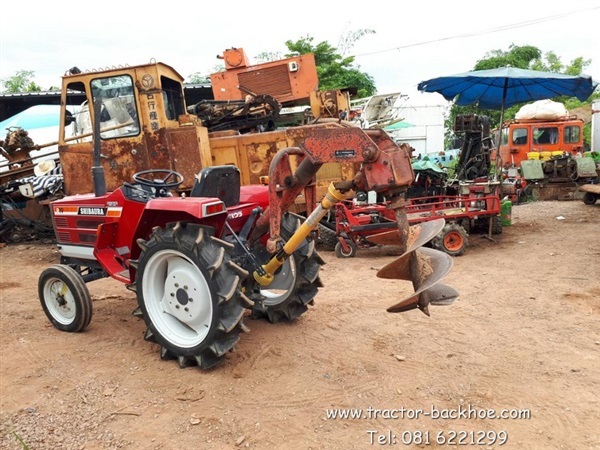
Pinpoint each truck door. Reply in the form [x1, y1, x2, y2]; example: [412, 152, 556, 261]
[60, 74, 148, 195]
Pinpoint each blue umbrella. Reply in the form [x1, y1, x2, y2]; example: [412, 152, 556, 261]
[417, 67, 597, 110]
[417, 67, 598, 150]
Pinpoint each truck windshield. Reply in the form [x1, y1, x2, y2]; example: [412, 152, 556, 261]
[533, 127, 558, 145]
[89, 75, 141, 139]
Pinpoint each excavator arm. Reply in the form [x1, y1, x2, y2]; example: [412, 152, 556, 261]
[251, 124, 459, 315]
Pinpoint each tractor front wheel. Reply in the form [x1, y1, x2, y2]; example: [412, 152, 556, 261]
[431, 223, 468, 257]
[250, 213, 324, 323]
[134, 223, 247, 370]
[38, 264, 93, 332]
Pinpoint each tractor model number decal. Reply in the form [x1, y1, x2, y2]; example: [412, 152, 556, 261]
[78, 207, 106, 216]
[227, 211, 243, 220]
[334, 149, 356, 159]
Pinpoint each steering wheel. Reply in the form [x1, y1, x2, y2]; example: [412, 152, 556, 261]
[132, 169, 183, 196]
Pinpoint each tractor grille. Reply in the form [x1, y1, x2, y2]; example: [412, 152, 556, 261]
[79, 233, 97, 243]
[54, 217, 68, 228]
[57, 231, 71, 242]
[77, 219, 103, 230]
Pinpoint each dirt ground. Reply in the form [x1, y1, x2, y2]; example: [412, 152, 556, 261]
[0, 200, 599, 450]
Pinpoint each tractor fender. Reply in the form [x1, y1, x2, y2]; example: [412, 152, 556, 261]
[239, 184, 269, 208]
[129, 197, 228, 263]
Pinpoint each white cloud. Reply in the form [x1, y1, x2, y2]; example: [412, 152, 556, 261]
[1, 0, 598, 103]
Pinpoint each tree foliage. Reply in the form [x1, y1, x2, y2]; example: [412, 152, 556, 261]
[254, 51, 283, 64]
[187, 63, 225, 84]
[445, 44, 598, 148]
[285, 33, 376, 98]
[1, 70, 42, 93]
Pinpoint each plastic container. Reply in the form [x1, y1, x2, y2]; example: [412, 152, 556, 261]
[551, 151, 564, 157]
[540, 151, 552, 161]
[527, 152, 540, 160]
[501, 198, 512, 227]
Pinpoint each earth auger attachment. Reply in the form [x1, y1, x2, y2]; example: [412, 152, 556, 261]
[371, 219, 459, 315]
[249, 125, 459, 315]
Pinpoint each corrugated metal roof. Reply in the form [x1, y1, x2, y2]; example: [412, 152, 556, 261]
[0, 90, 62, 99]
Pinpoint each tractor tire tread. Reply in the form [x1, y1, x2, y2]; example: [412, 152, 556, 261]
[38, 264, 93, 333]
[136, 222, 247, 370]
[250, 213, 324, 323]
[431, 222, 468, 257]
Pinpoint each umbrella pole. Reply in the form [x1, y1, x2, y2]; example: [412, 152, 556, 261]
[494, 78, 509, 182]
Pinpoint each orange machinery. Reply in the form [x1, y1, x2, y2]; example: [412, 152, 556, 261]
[210, 48, 319, 107]
[496, 116, 585, 167]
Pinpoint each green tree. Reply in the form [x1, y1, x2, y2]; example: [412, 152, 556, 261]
[445, 45, 598, 148]
[254, 51, 283, 64]
[284, 33, 376, 98]
[186, 72, 211, 84]
[186, 64, 225, 84]
[1, 70, 42, 93]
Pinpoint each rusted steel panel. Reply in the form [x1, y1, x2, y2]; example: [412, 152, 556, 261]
[210, 53, 318, 106]
[60, 132, 150, 195]
[162, 128, 204, 190]
[238, 65, 292, 98]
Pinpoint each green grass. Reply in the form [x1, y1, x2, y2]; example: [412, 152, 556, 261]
[13, 432, 30, 450]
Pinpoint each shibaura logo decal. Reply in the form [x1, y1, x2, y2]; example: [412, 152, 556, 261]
[78, 207, 106, 216]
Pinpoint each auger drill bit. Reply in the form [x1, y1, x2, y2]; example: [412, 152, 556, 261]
[374, 217, 459, 316]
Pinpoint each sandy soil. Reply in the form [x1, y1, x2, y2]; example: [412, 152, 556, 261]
[0, 200, 599, 450]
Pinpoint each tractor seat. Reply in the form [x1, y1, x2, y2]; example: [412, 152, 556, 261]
[190, 165, 240, 207]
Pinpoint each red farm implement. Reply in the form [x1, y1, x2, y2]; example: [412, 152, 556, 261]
[334, 187, 502, 258]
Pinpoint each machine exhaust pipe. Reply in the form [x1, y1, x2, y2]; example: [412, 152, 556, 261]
[92, 97, 107, 197]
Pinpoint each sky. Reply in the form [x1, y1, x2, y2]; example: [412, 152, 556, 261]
[1, 1, 598, 107]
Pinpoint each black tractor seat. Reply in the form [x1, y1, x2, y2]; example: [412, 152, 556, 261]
[190, 165, 241, 207]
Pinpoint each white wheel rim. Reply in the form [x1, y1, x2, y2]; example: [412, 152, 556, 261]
[261, 255, 297, 306]
[142, 250, 213, 348]
[341, 242, 353, 256]
[44, 278, 76, 325]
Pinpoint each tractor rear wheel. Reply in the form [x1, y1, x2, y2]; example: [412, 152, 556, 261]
[38, 264, 93, 332]
[250, 213, 325, 323]
[583, 192, 597, 205]
[134, 222, 247, 370]
[431, 223, 468, 257]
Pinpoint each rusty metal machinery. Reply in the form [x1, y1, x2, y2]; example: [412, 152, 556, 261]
[541, 155, 578, 182]
[187, 87, 281, 133]
[452, 114, 493, 181]
[249, 125, 459, 315]
[210, 49, 319, 107]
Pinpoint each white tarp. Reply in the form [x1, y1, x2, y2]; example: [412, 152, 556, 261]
[515, 99, 568, 121]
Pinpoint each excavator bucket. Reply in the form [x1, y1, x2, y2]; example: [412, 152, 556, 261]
[376, 218, 459, 315]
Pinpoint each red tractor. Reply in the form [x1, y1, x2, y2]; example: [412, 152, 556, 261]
[38, 122, 459, 370]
